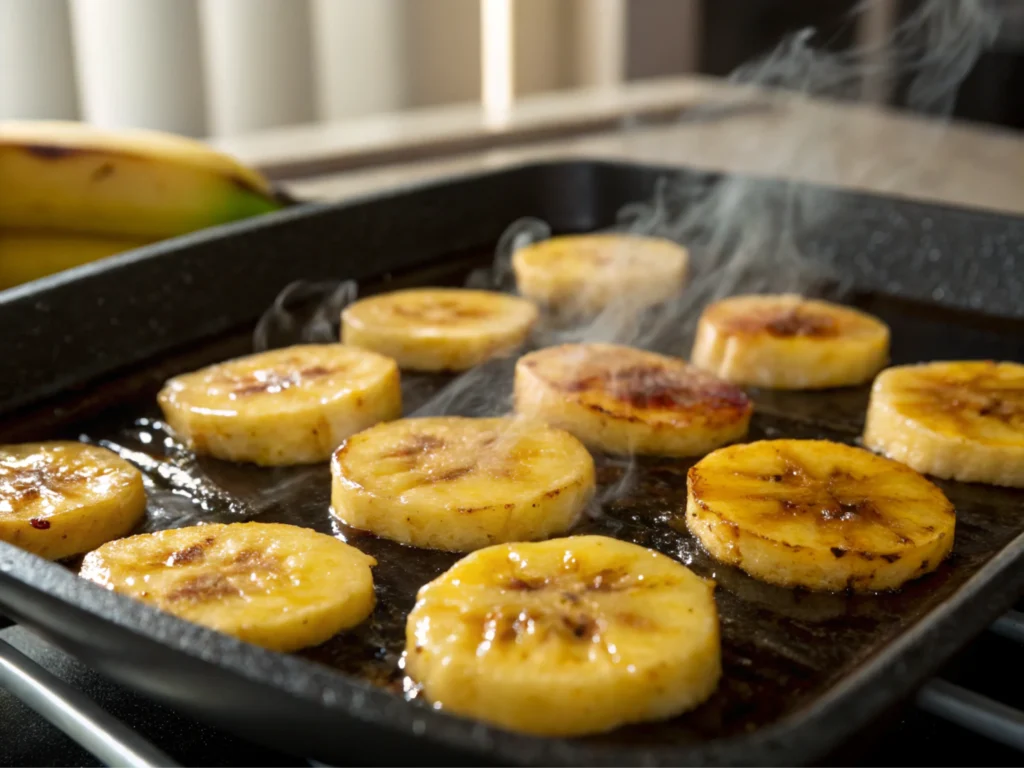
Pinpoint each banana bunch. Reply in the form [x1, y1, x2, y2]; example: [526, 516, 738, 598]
[0, 120, 281, 289]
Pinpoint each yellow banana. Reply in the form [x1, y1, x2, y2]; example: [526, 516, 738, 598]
[0, 230, 154, 289]
[405, 535, 720, 736]
[863, 360, 1024, 487]
[0, 441, 146, 560]
[81, 522, 377, 652]
[158, 344, 402, 466]
[0, 120, 280, 239]
[684, 439, 955, 592]
[331, 416, 595, 551]
[690, 294, 890, 389]
[514, 342, 752, 456]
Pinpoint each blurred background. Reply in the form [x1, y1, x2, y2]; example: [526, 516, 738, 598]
[2, 0, 1022, 139]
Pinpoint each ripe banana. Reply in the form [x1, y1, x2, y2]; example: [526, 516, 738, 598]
[405, 535, 720, 736]
[690, 294, 890, 389]
[331, 416, 595, 551]
[863, 360, 1024, 487]
[0, 230, 154, 290]
[0, 120, 280, 240]
[511, 234, 689, 314]
[0, 441, 146, 560]
[341, 288, 538, 371]
[514, 343, 752, 456]
[685, 439, 955, 592]
[158, 344, 401, 466]
[80, 522, 376, 652]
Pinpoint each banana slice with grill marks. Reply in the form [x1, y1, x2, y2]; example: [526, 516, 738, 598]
[512, 234, 688, 314]
[341, 288, 537, 371]
[405, 535, 720, 736]
[158, 344, 401, 466]
[80, 522, 376, 652]
[0, 442, 146, 560]
[684, 440, 955, 592]
[331, 417, 594, 551]
[690, 294, 890, 389]
[864, 360, 1024, 487]
[514, 343, 751, 456]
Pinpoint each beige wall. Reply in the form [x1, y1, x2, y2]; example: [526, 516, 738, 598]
[403, 0, 481, 107]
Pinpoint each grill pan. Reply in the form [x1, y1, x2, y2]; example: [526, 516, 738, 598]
[0, 160, 1023, 766]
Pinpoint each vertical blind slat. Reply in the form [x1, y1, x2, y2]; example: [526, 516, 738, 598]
[200, 0, 317, 136]
[68, 0, 207, 135]
[0, 0, 79, 120]
[311, 0, 406, 120]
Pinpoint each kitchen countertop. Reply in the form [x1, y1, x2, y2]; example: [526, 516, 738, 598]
[213, 75, 1024, 216]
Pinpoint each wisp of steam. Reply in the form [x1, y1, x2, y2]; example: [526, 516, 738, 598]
[254, 0, 1001, 503]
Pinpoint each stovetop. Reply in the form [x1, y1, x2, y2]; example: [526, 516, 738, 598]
[2, 618, 1022, 767]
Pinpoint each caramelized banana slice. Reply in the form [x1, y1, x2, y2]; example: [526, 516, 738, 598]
[406, 535, 720, 736]
[341, 288, 537, 371]
[864, 360, 1024, 487]
[514, 343, 751, 456]
[512, 234, 688, 314]
[690, 294, 890, 389]
[685, 439, 955, 592]
[81, 522, 376, 652]
[331, 417, 594, 551]
[158, 344, 401, 466]
[0, 442, 146, 560]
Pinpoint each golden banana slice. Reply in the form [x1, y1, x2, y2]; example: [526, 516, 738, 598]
[863, 360, 1024, 487]
[331, 417, 594, 551]
[690, 294, 890, 389]
[514, 343, 752, 456]
[80, 522, 376, 652]
[511, 234, 688, 314]
[158, 344, 401, 466]
[405, 535, 720, 736]
[685, 439, 955, 592]
[0, 442, 146, 560]
[341, 288, 537, 371]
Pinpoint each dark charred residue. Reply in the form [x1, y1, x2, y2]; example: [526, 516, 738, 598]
[561, 613, 599, 640]
[168, 544, 205, 566]
[24, 144, 80, 160]
[29, 518, 51, 530]
[563, 364, 749, 414]
[434, 466, 474, 483]
[763, 310, 838, 338]
[880, 553, 901, 563]
[507, 577, 547, 591]
[91, 162, 115, 182]
[384, 434, 444, 458]
[166, 573, 241, 603]
[830, 547, 847, 558]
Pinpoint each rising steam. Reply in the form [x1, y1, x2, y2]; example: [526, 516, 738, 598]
[255, 0, 1000, 427]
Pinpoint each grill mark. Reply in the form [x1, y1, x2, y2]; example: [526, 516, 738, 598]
[383, 434, 445, 458]
[166, 573, 241, 603]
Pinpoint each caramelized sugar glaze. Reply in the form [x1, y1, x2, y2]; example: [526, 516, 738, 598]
[4, 257, 1024, 749]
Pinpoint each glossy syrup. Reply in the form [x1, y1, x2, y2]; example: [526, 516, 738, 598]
[21, 275, 1024, 746]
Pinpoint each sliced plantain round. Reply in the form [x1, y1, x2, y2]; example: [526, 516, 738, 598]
[684, 439, 955, 592]
[341, 288, 537, 372]
[864, 360, 1024, 487]
[405, 535, 720, 736]
[690, 293, 890, 389]
[80, 522, 376, 652]
[158, 344, 401, 466]
[0, 441, 146, 560]
[511, 234, 688, 315]
[514, 342, 752, 456]
[331, 416, 595, 551]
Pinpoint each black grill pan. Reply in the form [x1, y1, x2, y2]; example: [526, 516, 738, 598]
[0, 160, 1022, 766]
